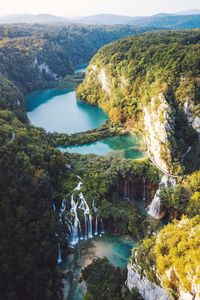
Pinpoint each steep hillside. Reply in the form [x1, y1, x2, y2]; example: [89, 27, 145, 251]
[77, 30, 200, 175]
[128, 215, 200, 300]
[0, 23, 155, 121]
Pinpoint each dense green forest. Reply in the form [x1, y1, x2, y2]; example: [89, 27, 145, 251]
[78, 30, 200, 174]
[1, 24, 200, 300]
[0, 24, 154, 91]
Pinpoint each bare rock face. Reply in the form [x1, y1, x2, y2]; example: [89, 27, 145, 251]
[34, 58, 60, 81]
[184, 100, 200, 139]
[143, 93, 175, 174]
[126, 264, 170, 300]
[97, 68, 111, 95]
[80, 65, 178, 175]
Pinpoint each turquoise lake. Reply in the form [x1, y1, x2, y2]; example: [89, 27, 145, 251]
[26, 89, 108, 134]
[62, 235, 136, 300]
[58, 134, 145, 159]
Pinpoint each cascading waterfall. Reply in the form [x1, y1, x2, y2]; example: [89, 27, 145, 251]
[100, 218, 105, 234]
[53, 179, 105, 262]
[57, 242, 62, 264]
[88, 214, 93, 238]
[52, 202, 56, 211]
[148, 191, 161, 218]
[92, 200, 98, 235]
[70, 195, 80, 246]
[124, 179, 129, 200]
[95, 216, 98, 235]
[148, 175, 176, 218]
[79, 192, 93, 239]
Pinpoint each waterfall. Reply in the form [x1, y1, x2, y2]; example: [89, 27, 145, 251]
[84, 215, 88, 239]
[70, 195, 80, 246]
[94, 217, 98, 235]
[93, 200, 98, 235]
[54, 179, 106, 254]
[74, 181, 82, 191]
[61, 198, 66, 213]
[88, 214, 93, 238]
[100, 218, 105, 234]
[57, 242, 62, 264]
[79, 221, 84, 240]
[124, 179, 129, 200]
[148, 175, 176, 219]
[148, 191, 161, 218]
[79, 192, 93, 239]
[52, 202, 56, 211]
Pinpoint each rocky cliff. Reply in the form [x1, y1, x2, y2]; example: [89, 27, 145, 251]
[77, 31, 200, 175]
[127, 216, 200, 300]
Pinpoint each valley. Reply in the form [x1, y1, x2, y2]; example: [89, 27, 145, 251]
[0, 20, 199, 300]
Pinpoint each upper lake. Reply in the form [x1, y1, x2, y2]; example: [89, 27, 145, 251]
[26, 88, 108, 134]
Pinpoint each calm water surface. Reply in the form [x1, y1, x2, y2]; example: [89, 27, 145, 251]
[26, 89, 108, 134]
[61, 234, 136, 300]
[58, 134, 145, 159]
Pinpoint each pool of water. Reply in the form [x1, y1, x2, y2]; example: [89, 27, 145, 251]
[61, 234, 136, 300]
[58, 134, 145, 159]
[26, 89, 108, 134]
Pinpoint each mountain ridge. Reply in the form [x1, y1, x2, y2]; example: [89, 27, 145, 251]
[1, 11, 200, 29]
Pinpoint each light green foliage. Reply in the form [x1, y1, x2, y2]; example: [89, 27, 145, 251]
[78, 30, 200, 173]
[131, 216, 200, 298]
[160, 170, 200, 217]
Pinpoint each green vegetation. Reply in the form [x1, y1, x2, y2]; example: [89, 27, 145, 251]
[1, 24, 200, 300]
[78, 30, 200, 174]
[49, 120, 127, 147]
[0, 108, 159, 298]
[0, 110, 68, 299]
[160, 170, 200, 218]
[131, 216, 200, 299]
[0, 23, 156, 122]
[82, 258, 143, 300]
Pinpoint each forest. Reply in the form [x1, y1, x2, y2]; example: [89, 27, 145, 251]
[0, 23, 200, 300]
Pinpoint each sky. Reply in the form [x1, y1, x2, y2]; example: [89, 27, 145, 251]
[0, 0, 200, 17]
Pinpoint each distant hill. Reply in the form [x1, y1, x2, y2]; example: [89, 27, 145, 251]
[176, 9, 200, 15]
[75, 14, 136, 25]
[1, 12, 200, 29]
[0, 13, 70, 24]
[128, 13, 200, 29]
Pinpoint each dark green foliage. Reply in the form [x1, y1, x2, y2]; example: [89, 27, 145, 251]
[0, 110, 69, 299]
[0, 23, 156, 121]
[78, 30, 200, 173]
[160, 170, 200, 218]
[82, 258, 143, 300]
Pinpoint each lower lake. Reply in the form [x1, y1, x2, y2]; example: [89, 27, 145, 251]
[58, 134, 145, 159]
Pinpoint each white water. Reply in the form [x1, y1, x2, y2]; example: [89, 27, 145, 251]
[57, 242, 62, 264]
[70, 195, 79, 246]
[95, 217, 98, 235]
[148, 175, 176, 218]
[100, 218, 105, 234]
[54, 181, 105, 262]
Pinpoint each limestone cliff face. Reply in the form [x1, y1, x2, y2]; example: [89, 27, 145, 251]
[78, 63, 176, 174]
[184, 100, 200, 139]
[143, 94, 175, 174]
[126, 263, 170, 300]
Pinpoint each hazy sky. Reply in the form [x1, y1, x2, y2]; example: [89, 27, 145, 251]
[1, 0, 200, 17]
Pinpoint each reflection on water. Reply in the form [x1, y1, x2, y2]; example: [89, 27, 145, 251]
[58, 134, 146, 159]
[26, 89, 108, 134]
[61, 235, 136, 300]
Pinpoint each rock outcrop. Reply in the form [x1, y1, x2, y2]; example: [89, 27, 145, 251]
[126, 264, 170, 300]
[184, 100, 200, 138]
[143, 94, 175, 174]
